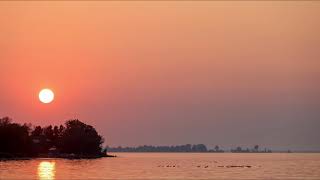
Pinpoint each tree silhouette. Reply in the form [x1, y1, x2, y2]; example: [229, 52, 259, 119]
[191, 144, 207, 152]
[0, 117, 32, 157]
[59, 119, 104, 155]
[214, 145, 220, 152]
[1, 117, 106, 158]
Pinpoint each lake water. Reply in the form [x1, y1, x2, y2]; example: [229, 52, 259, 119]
[0, 153, 319, 179]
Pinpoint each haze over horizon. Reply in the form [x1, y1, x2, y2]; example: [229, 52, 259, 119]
[0, 1, 319, 151]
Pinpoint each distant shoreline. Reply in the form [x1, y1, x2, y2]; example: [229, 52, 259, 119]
[108, 151, 320, 153]
[106, 144, 273, 153]
[2, 152, 319, 161]
[107, 144, 320, 153]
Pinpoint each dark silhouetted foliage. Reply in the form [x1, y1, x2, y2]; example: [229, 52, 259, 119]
[0, 117, 106, 158]
[0, 117, 32, 157]
[231, 145, 271, 153]
[59, 119, 104, 155]
[107, 144, 212, 152]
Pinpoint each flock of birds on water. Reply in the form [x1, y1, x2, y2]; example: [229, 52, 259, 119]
[157, 161, 254, 169]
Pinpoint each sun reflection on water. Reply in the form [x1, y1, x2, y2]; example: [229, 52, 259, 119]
[37, 161, 56, 180]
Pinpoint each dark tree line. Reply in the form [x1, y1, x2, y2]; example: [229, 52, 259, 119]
[108, 144, 273, 153]
[231, 145, 272, 153]
[107, 144, 215, 152]
[0, 117, 105, 158]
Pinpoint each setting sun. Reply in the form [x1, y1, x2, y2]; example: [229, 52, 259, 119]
[39, 89, 54, 104]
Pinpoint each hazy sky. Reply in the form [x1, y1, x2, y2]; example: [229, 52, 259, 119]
[0, 1, 319, 151]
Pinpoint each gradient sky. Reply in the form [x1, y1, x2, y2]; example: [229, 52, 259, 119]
[0, 1, 319, 151]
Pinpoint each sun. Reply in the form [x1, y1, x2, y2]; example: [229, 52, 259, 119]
[39, 89, 54, 104]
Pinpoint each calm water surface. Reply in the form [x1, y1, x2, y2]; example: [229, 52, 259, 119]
[0, 153, 320, 179]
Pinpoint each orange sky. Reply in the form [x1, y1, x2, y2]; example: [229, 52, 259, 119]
[0, 1, 319, 150]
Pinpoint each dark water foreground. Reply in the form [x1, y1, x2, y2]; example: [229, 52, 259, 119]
[0, 153, 319, 180]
